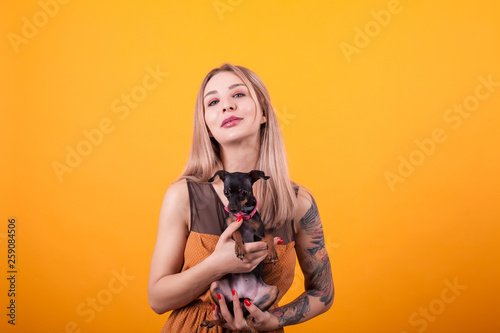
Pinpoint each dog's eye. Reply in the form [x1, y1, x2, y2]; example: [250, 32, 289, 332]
[241, 190, 248, 196]
[223, 190, 229, 197]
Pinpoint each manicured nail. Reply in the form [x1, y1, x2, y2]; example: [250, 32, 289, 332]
[244, 299, 251, 307]
[278, 239, 284, 244]
[217, 293, 221, 300]
[236, 216, 243, 222]
[232, 289, 235, 296]
[213, 304, 216, 311]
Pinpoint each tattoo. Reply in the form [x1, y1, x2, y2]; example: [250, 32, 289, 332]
[299, 196, 320, 231]
[269, 296, 310, 327]
[268, 196, 334, 328]
[298, 196, 334, 307]
[299, 197, 326, 256]
[309, 259, 334, 306]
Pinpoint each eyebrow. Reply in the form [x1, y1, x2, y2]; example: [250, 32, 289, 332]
[204, 83, 246, 99]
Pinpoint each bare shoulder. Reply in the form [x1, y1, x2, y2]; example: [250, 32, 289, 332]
[293, 184, 319, 231]
[159, 178, 190, 231]
[163, 178, 189, 204]
[149, 179, 190, 295]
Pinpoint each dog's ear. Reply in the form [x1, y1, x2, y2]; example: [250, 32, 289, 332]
[248, 170, 270, 183]
[208, 170, 227, 182]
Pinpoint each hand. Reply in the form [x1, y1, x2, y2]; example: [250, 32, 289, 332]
[212, 289, 280, 331]
[210, 219, 281, 276]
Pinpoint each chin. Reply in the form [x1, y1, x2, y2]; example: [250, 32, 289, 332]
[216, 131, 258, 146]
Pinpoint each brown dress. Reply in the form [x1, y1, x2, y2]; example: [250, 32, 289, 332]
[161, 179, 297, 332]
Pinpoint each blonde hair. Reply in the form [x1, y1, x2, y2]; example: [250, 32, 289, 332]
[180, 63, 297, 230]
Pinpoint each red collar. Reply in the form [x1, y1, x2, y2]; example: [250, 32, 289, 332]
[224, 196, 258, 220]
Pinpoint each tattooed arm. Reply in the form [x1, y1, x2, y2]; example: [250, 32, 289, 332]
[269, 188, 334, 327]
[211, 188, 333, 331]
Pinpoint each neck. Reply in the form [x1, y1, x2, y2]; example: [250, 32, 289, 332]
[220, 141, 260, 172]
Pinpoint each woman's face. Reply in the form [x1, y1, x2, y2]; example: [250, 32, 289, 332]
[203, 71, 266, 147]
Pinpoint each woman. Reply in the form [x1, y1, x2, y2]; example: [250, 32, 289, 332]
[148, 63, 334, 332]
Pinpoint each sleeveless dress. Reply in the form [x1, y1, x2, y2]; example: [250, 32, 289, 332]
[160, 179, 297, 333]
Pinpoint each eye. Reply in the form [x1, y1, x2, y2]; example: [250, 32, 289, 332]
[223, 189, 229, 197]
[241, 190, 248, 197]
[207, 99, 219, 107]
[233, 92, 245, 98]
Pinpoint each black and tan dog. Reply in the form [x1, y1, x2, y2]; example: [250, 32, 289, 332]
[200, 170, 279, 332]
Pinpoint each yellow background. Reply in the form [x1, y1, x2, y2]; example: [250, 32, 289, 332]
[2, 0, 499, 332]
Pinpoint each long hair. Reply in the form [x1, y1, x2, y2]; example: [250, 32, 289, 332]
[179, 63, 297, 230]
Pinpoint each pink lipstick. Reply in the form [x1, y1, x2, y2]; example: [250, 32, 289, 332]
[221, 116, 243, 128]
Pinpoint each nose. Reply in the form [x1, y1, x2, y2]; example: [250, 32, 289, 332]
[222, 99, 236, 112]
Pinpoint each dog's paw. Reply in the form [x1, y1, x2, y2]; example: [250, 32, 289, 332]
[268, 250, 278, 265]
[236, 251, 245, 261]
[200, 320, 215, 328]
[235, 243, 245, 260]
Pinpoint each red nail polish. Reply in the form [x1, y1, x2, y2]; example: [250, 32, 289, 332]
[232, 289, 235, 296]
[278, 240, 284, 245]
[236, 216, 243, 222]
[213, 304, 216, 311]
[217, 293, 221, 300]
[244, 299, 251, 307]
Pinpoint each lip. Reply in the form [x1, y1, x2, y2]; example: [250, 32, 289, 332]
[221, 116, 243, 128]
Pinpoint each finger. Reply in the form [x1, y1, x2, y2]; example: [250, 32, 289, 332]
[217, 293, 234, 322]
[231, 289, 244, 322]
[219, 218, 243, 241]
[238, 249, 267, 267]
[244, 241, 268, 253]
[245, 299, 266, 319]
[274, 236, 283, 245]
[243, 299, 267, 326]
[212, 303, 220, 320]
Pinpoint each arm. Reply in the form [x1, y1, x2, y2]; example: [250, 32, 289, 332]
[148, 180, 271, 314]
[212, 188, 334, 331]
[148, 180, 216, 313]
[269, 189, 334, 327]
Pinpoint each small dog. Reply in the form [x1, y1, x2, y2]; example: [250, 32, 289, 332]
[200, 170, 279, 332]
